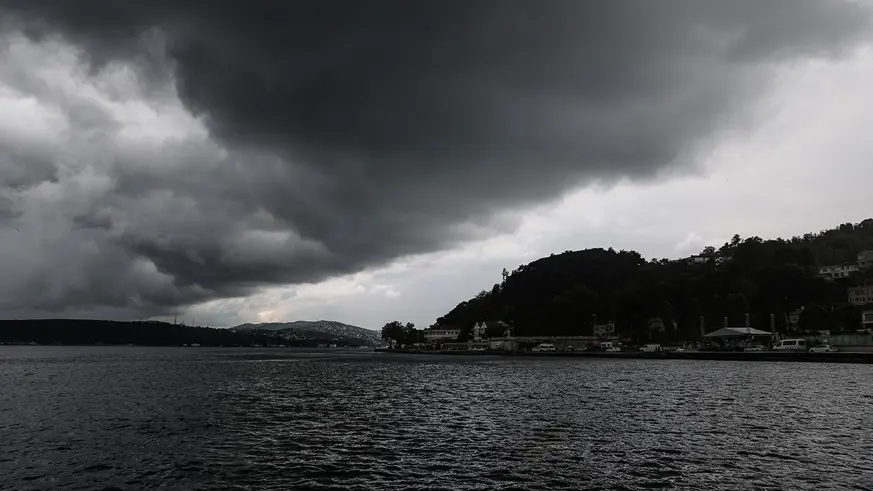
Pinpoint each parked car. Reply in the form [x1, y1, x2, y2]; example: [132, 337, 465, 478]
[809, 344, 838, 353]
[598, 341, 618, 352]
[744, 345, 766, 352]
[639, 344, 662, 353]
[532, 343, 556, 352]
[773, 339, 807, 352]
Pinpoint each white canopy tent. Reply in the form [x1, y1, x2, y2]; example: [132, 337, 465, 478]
[704, 327, 773, 338]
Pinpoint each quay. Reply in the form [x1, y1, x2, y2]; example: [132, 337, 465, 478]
[375, 348, 873, 364]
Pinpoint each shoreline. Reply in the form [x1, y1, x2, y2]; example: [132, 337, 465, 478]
[375, 348, 873, 364]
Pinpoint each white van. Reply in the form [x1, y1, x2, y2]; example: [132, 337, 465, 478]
[773, 339, 807, 352]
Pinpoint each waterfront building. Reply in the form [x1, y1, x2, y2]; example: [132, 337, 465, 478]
[787, 309, 802, 328]
[424, 326, 461, 344]
[647, 318, 665, 332]
[472, 322, 488, 341]
[848, 285, 873, 306]
[862, 310, 873, 331]
[819, 264, 859, 280]
[472, 320, 510, 340]
[593, 322, 616, 338]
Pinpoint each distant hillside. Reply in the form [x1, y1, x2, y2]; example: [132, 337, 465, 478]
[233, 320, 381, 346]
[0, 319, 288, 346]
[437, 218, 873, 342]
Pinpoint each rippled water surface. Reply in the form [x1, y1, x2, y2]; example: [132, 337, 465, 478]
[2, 347, 873, 490]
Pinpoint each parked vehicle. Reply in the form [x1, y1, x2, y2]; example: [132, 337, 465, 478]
[809, 344, 838, 353]
[532, 343, 556, 352]
[639, 344, 662, 353]
[744, 345, 766, 352]
[773, 339, 807, 352]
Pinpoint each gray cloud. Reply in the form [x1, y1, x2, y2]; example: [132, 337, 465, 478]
[0, 1, 871, 319]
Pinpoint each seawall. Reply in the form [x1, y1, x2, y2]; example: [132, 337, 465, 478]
[375, 348, 873, 364]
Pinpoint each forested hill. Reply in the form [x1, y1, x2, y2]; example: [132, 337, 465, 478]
[0, 320, 287, 346]
[437, 219, 873, 341]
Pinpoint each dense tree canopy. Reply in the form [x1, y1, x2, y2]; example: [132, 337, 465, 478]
[381, 321, 421, 347]
[437, 219, 873, 342]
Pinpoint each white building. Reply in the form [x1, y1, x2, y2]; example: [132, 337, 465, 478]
[472, 322, 488, 341]
[858, 250, 873, 269]
[424, 327, 461, 344]
[862, 310, 873, 331]
[819, 264, 859, 280]
[593, 322, 616, 338]
[848, 285, 873, 306]
[472, 320, 510, 341]
[787, 309, 802, 328]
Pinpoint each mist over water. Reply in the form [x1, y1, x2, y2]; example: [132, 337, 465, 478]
[2, 347, 872, 490]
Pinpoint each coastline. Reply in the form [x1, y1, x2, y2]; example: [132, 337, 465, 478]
[375, 348, 873, 364]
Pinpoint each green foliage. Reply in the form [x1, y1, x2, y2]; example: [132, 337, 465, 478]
[437, 219, 873, 341]
[381, 320, 421, 347]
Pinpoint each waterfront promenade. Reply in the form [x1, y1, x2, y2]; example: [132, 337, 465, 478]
[376, 348, 873, 364]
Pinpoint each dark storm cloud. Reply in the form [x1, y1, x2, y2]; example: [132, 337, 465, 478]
[0, 0, 871, 318]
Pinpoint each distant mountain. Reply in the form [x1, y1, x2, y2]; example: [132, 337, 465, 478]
[233, 320, 382, 346]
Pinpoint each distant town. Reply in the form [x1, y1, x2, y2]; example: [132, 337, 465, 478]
[382, 220, 873, 356]
[2, 221, 872, 358]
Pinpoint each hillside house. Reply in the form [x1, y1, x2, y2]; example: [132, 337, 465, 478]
[685, 255, 711, 265]
[848, 285, 873, 306]
[819, 264, 859, 280]
[593, 322, 616, 339]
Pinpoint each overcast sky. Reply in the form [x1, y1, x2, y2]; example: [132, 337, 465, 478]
[2, 1, 873, 330]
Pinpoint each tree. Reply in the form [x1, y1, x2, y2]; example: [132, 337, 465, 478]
[731, 234, 742, 247]
[701, 246, 717, 259]
[381, 321, 404, 346]
[403, 322, 418, 346]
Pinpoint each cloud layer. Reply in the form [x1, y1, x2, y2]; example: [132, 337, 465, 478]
[1, 1, 871, 319]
